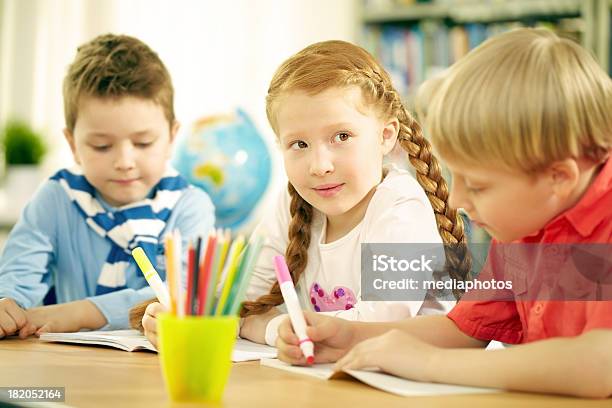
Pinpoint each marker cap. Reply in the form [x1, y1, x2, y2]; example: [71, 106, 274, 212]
[273, 255, 292, 284]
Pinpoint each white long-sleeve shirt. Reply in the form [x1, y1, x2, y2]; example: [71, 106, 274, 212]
[246, 166, 453, 345]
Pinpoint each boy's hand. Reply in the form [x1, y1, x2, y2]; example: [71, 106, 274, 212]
[141, 302, 167, 349]
[0, 298, 33, 339]
[26, 300, 107, 335]
[334, 329, 439, 381]
[276, 312, 356, 365]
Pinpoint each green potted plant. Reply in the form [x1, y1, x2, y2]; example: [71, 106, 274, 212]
[2, 120, 47, 167]
[1, 120, 48, 222]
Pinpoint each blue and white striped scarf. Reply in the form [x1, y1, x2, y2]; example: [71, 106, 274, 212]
[51, 167, 189, 295]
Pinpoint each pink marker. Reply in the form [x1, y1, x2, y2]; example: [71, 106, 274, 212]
[274, 255, 315, 365]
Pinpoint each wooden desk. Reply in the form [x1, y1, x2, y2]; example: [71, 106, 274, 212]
[0, 339, 608, 407]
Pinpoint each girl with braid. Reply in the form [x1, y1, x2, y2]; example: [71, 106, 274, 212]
[236, 39, 470, 347]
[278, 29, 612, 398]
[131, 39, 470, 348]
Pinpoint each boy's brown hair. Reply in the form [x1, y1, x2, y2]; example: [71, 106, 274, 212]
[63, 33, 175, 132]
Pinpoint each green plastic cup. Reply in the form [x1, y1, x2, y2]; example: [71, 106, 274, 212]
[158, 313, 238, 402]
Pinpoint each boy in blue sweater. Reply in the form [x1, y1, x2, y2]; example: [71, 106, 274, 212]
[0, 34, 214, 337]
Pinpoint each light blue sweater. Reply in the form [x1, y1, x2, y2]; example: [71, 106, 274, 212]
[0, 179, 215, 329]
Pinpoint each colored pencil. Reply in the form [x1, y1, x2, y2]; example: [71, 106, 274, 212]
[185, 243, 195, 315]
[190, 236, 203, 315]
[164, 234, 176, 315]
[197, 232, 217, 315]
[214, 235, 245, 315]
[227, 235, 264, 315]
[173, 230, 183, 317]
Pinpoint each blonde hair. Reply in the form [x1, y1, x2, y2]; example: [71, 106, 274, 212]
[63, 33, 175, 133]
[240, 40, 471, 317]
[425, 28, 612, 172]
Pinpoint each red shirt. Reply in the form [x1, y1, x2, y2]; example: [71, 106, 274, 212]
[448, 157, 612, 344]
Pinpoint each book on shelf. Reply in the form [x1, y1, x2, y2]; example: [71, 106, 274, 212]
[362, 18, 584, 102]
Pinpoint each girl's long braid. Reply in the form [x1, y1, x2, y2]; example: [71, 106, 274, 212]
[359, 66, 472, 299]
[240, 183, 313, 317]
[395, 103, 472, 299]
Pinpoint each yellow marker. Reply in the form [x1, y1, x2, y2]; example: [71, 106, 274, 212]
[132, 247, 171, 309]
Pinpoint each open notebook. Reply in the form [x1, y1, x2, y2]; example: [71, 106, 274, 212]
[39, 330, 277, 362]
[260, 358, 500, 397]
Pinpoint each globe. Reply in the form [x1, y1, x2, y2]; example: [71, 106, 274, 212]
[173, 109, 272, 229]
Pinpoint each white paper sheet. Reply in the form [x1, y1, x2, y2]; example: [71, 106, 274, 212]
[260, 358, 500, 396]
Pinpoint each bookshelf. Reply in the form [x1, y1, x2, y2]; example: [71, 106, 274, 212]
[359, 0, 609, 103]
[364, 0, 589, 27]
